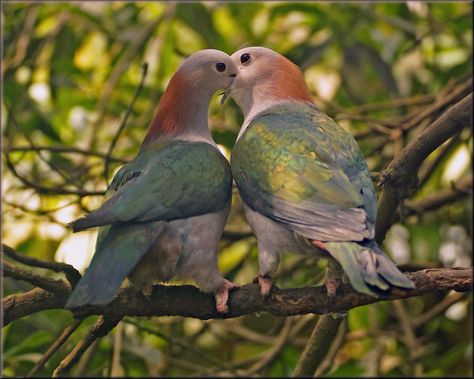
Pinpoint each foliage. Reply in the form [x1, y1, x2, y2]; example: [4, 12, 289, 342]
[2, 2, 472, 377]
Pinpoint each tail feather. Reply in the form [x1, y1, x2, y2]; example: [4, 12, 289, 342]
[67, 209, 118, 233]
[324, 241, 378, 297]
[369, 243, 415, 289]
[322, 240, 415, 297]
[65, 221, 164, 308]
[358, 249, 390, 291]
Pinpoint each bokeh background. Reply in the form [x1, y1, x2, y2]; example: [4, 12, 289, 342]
[2, 1, 472, 377]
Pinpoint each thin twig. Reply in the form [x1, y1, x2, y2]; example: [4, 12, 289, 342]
[402, 176, 472, 219]
[393, 300, 424, 375]
[292, 314, 344, 377]
[110, 322, 124, 376]
[123, 318, 229, 371]
[3, 261, 70, 295]
[3, 151, 104, 197]
[52, 315, 122, 377]
[87, 12, 170, 150]
[345, 94, 434, 114]
[75, 339, 100, 377]
[417, 134, 461, 189]
[413, 292, 468, 328]
[2, 244, 81, 287]
[6, 105, 84, 189]
[103, 62, 149, 182]
[314, 318, 347, 376]
[7, 145, 127, 163]
[26, 319, 83, 377]
[244, 317, 293, 376]
[402, 78, 472, 131]
[376, 93, 472, 243]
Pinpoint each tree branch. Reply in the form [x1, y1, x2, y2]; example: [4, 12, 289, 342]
[6, 145, 127, 163]
[103, 62, 148, 182]
[3, 261, 70, 295]
[3, 288, 67, 325]
[2, 267, 472, 326]
[375, 93, 472, 243]
[52, 315, 122, 377]
[400, 176, 471, 219]
[2, 244, 81, 287]
[27, 319, 83, 377]
[292, 314, 344, 377]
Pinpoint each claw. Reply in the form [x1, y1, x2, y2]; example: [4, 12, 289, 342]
[255, 272, 274, 298]
[215, 279, 239, 313]
[312, 240, 327, 251]
[141, 285, 153, 299]
[330, 311, 347, 320]
[325, 277, 341, 300]
[326, 274, 345, 319]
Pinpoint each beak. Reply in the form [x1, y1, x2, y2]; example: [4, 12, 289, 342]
[220, 74, 236, 105]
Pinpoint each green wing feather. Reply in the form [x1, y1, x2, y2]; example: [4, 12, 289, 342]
[70, 141, 232, 231]
[66, 141, 233, 308]
[231, 102, 376, 242]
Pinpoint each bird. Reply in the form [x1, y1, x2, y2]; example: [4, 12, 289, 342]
[225, 46, 415, 300]
[65, 49, 239, 313]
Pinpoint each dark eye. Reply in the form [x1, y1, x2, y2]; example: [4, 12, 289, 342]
[215, 63, 226, 72]
[240, 53, 251, 64]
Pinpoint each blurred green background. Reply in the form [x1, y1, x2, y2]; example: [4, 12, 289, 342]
[2, 2, 472, 377]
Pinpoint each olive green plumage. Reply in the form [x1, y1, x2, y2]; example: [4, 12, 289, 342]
[231, 101, 414, 296]
[231, 102, 376, 242]
[66, 141, 232, 308]
[70, 141, 232, 231]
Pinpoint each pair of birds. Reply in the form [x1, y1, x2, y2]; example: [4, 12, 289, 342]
[66, 47, 414, 314]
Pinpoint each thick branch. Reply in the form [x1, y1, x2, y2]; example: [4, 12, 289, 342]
[2, 267, 471, 326]
[376, 93, 472, 243]
[3, 288, 67, 325]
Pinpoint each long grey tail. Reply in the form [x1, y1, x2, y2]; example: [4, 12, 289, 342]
[65, 222, 164, 309]
[322, 240, 415, 297]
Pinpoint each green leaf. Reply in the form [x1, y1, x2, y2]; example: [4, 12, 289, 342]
[3, 330, 52, 358]
[175, 3, 227, 50]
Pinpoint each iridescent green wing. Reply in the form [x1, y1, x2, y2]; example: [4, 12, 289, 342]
[70, 141, 232, 231]
[231, 102, 376, 242]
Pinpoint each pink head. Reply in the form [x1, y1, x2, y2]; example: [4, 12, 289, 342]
[142, 49, 237, 147]
[228, 47, 313, 121]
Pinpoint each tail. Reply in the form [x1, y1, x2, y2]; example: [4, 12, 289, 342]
[321, 240, 415, 297]
[66, 208, 118, 233]
[65, 222, 165, 308]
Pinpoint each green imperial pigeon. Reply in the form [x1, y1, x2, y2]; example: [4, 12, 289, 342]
[226, 47, 415, 299]
[66, 49, 239, 313]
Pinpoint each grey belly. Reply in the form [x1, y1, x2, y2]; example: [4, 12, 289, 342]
[127, 205, 230, 293]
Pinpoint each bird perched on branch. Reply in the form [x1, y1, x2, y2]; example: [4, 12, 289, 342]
[66, 49, 239, 313]
[225, 46, 414, 300]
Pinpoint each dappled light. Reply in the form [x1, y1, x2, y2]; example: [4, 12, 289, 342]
[2, 2, 472, 377]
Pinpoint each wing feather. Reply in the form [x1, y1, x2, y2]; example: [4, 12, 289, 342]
[231, 102, 376, 242]
[69, 142, 232, 232]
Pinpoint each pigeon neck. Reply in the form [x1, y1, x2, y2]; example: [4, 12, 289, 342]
[142, 72, 214, 148]
[235, 67, 313, 140]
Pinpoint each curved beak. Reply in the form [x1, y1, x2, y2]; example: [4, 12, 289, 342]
[220, 74, 236, 105]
